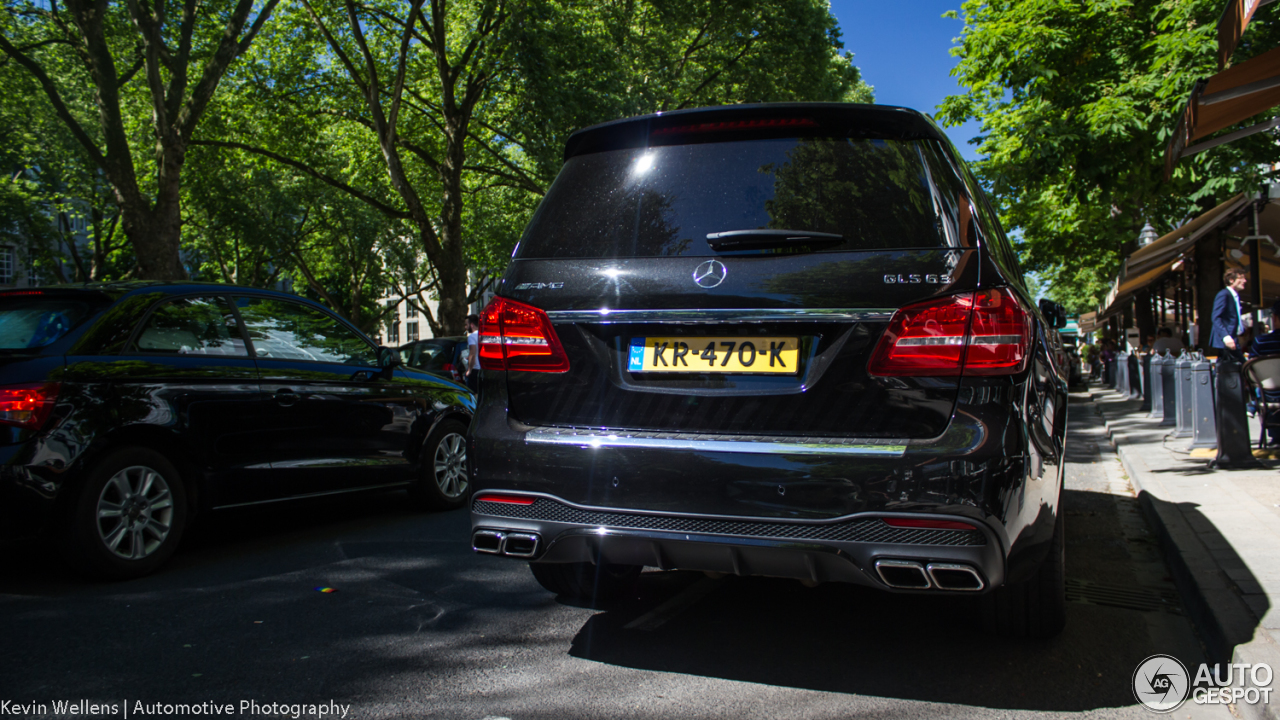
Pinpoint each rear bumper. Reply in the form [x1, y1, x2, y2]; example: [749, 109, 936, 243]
[470, 493, 1006, 593]
[470, 369, 1065, 585]
[0, 445, 59, 539]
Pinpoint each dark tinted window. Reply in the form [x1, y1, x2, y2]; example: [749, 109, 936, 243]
[236, 297, 376, 366]
[517, 137, 970, 259]
[133, 296, 248, 356]
[402, 339, 458, 372]
[0, 296, 97, 350]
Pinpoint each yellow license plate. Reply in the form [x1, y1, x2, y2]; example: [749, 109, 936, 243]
[627, 337, 800, 374]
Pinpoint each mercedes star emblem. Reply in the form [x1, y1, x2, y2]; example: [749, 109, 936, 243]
[693, 259, 728, 288]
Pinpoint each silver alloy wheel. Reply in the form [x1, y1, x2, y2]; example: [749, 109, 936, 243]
[95, 465, 175, 560]
[433, 432, 469, 498]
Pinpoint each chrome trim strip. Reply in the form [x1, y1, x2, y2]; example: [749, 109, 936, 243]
[525, 428, 907, 456]
[544, 308, 895, 324]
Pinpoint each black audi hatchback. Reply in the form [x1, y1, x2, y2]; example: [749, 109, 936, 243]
[0, 283, 474, 579]
[469, 103, 1069, 638]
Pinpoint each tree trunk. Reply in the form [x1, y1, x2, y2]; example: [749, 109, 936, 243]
[433, 230, 469, 336]
[118, 143, 187, 280]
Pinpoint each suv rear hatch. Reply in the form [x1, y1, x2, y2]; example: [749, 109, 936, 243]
[487, 106, 1012, 440]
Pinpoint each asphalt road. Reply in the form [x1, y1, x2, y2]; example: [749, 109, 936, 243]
[0, 398, 1231, 719]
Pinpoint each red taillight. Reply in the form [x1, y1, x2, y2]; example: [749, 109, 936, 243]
[651, 117, 818, 136]
[0, 382, 60, 429]
[474, 493, 536, 505]
[442, 363, 453, 372]
[882, 517, 976, 531]
[965, 288, 1032, 376]
[867, 288, 1030, 377]
[867, 293, 972, 376]
[478, 297, 570, 373]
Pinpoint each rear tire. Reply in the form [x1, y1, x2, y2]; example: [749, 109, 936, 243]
[529, 561, 642, 605]
[62, 447, 188, 581]
[409, 419, 471, 510]
[981, 510, 1066, 639]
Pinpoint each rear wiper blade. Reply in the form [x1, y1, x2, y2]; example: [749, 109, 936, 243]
[705, 229, 844, 251]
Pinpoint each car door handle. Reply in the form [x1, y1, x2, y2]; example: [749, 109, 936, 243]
[275, 388, 299, 406]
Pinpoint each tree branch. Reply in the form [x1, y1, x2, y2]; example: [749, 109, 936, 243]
[177, 0, 281, 139]
[0, 33, 107, 170]
[298, 0, 368, 95]
[190, 139, 413, 220]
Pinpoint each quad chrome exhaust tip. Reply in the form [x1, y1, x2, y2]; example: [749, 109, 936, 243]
[874, 559, 985, 591]
[472, 529, 541, 558]
[875, 559, 932, 589]
[926, 563, 985, 591]
[472, 529, 505, 554]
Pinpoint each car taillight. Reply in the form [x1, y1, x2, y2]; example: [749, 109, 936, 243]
[651, 117, 818, 136]
[965, 288, 1032, 376]
[868, 288, 1030, 377]
[867, 293, 972, 376]
[0, 382, 60, 429]
[442, 363, 453, 372]
[478, 297, 570, 373]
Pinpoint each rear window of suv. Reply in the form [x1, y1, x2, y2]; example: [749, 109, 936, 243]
[516, 136, 971, 259]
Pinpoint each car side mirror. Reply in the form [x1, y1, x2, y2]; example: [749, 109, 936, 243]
[377, 346, 403, 370]
[1053, 302, 1068, 329]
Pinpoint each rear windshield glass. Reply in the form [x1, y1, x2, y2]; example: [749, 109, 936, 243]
[0, 298, 97, 350]
[516, 137, 970, 259]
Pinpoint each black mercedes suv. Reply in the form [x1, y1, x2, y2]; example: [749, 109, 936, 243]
[468, 103, 1069, 638]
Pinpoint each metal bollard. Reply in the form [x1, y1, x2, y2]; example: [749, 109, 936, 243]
[1172, 348, 1192, 435]
[1117, 352, 1129, 396]
[1128, 352, 1142, 400]
[1160, 352, 1177, 427]
[1189, 356, 1217, 450]
[1148, 353, 1166, 419]
[1146, 351, 1157, 409]
[1212, 355, 1263, 469]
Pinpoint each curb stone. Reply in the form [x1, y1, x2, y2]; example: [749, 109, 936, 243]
[1098, 397, 1278, 719]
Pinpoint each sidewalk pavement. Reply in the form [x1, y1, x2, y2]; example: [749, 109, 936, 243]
[1096, 385, 1280, 719]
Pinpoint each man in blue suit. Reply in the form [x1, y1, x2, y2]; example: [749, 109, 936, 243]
[1210, 268, 1249, 361]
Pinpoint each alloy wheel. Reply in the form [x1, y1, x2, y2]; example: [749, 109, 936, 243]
[433, 432, 469, 498]
[95, 465, 175, 560]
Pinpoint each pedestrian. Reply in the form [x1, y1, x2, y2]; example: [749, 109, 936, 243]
[1210, 268, 1249, 361]
[1152, 327, 1185, 355]
[465, 314, 481, 394]
[1246, 300, 1280, 445]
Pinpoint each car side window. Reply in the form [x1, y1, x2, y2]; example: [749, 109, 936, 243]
[133, 295, 249, 356]
[235, 296, 377, 366]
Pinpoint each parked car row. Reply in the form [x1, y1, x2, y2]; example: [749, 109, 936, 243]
[0, 283, 474, 579]
[7, 103, 1068, 642]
